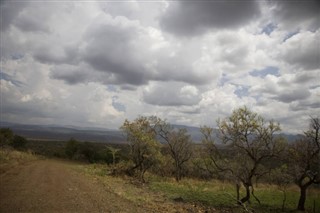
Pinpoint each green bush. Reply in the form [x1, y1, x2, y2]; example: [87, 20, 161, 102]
[12, 135, 27, 150]
[65, 138, 79, 159]
[0, 128, 14, 147]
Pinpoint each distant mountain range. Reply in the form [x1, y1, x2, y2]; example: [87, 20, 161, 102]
[0, 122, 301, 144]
[1, 122, 126, 143]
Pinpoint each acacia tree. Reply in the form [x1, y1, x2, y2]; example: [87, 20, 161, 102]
[153, 120, 193, 181]
[201, 107, 285, 205]
[120, 116, 161, 182]
[65, 138, 79, 159]
[166, 128, 193, 181]
[288, 117, 319, 211]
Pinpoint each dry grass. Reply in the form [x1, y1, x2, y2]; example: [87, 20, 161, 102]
[0, 148, 40, 174]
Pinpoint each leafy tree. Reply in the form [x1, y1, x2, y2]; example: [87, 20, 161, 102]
[151, 119, 193, 181]
[0, 129, 27, 149]
[12, 135, 27, 150]
[201, 106, 285, 205]
[166, 128, 193, 181]
[288, 117, 319, 211]
[65, 138, 79, 159]
[79, 142, 97, 163]
[120, 116, 161, 182]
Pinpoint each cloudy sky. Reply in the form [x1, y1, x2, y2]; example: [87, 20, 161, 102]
[0, 0, 319, 133]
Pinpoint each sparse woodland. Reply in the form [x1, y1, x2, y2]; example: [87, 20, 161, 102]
[118, 107, 319, 211]
[1, 106, 319, 212]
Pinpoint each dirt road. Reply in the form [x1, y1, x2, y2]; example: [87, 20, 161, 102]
[0, 159, 144, 213]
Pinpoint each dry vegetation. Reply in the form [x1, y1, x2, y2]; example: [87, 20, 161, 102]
[0, 148, 39, 174]
[0, 148, 319, 212]
[1, 107, 319, 212]
[75, 163, 320, 213]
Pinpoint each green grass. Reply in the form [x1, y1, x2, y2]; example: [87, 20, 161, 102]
[149, 177, 320, 212]
[72, 163, 320, 212]
[150, 178, 235, 207]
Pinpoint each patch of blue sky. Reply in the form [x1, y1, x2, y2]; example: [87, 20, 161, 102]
[283, 30, 299, 42]
[250, 66, 279, 78]
[11, 53, 24, 60]
[261, 23, 277, 35]
[0, 71, 25, 87]
[112, 96, 126, 112]
[234, 85, 250, 98]
[218, 73, 229, 86]
[107, 85, 117, 92]
[310, 85, 320, 89]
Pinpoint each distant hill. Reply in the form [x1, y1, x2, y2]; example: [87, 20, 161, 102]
[0, 122, 126, 144]
[1, 122, 301, 144]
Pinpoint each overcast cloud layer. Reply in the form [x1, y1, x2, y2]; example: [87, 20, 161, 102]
[1, 0, 319, 133]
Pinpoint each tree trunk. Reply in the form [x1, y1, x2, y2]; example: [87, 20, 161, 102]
[281, 190, 286, 212]
[297, 185, 307, 211]
[240, 184, 250, 204]
[175, 171, 180, 182]
[251, 185, 261, 204]
[175, 163, 182, 182]
[236, 183, 240, 204]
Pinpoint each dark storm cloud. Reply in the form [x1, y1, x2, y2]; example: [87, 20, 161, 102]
[74, 14, 216, 87]
[34, 49, 69, 65]
[50, 65, 89, 85]
[0, 1, 27, 31]
[284, 50, 319, 71]
[290, 101, 320, 112]
[274, 89, 311, 103]
[271, 0, 320, 30]
[14, 11, 51, 33]
[294, 72, 319, 84]
[82, 17, 151, 85]
[160, 0, 260, 37]
[281, 39, 320, 71]
[154, 56, 212, 85]
[2, 102, 48, 118]
[33, 44, 79, 65]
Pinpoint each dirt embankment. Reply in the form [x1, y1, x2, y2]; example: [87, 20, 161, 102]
[0, 159, 145, 213]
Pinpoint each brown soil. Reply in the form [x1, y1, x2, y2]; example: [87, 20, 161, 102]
[0, 158, 222, 213]
[0, 159, 145, 213]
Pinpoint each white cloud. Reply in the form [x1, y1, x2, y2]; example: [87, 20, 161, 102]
[1, 0, 319, 134]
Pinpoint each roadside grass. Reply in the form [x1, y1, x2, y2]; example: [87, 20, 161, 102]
[72, 163, 195, 213]
[0, 148, 40, 174]
[73, 163, 320, 213]
[149, 176, 320, 212]
[0, 148, 39, 163]
[2, 148, 318, 213]
[74, 163, 168, 206]
[149, 177, 235, 206]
